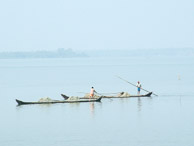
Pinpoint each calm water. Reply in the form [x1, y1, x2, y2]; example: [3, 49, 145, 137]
[0, 56, 194, 146]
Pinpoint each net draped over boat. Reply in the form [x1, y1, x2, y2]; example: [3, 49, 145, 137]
[84, 92, 130, 97]
[67, 96, 79, 100]
[38, 97, 53, 102]
[119, 92, 130, 97]
[84, 93, 100, 98]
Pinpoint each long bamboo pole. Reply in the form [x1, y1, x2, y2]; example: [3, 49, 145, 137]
[116, 76, 158, 96]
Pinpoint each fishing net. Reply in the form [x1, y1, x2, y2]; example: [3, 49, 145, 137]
[67, 96, 79, 101]
[38, 97, 53, 102]
[84, 93, 100, 98]
[119, 92, 130, 97]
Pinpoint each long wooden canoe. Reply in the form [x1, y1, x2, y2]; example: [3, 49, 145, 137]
[61, 92, 152, 100]
[16, 97, 102, 106]
[102, 92, 152, 98]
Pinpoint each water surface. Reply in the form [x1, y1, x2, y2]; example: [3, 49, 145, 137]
[0, 56, 194, 146]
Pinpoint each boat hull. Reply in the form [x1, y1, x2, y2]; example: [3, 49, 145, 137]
[16, 97, 102, 106]
[103, 92, 152, 98]
[61, 92, 152, 100]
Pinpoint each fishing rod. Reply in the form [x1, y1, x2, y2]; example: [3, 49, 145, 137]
[116, 76, 158, 96]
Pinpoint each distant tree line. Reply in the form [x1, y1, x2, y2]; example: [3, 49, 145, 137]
[0, 48, 193, 59]
[0, 48, 87, 59]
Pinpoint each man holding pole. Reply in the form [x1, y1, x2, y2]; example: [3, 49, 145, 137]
[90, 87, 97, 99]
[136, 81, 141, 95]
[116, 76, 157, 96]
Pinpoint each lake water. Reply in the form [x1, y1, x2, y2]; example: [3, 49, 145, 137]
[0, 56, 194, 146]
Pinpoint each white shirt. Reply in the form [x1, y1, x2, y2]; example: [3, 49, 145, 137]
[136, 83, 141, 88]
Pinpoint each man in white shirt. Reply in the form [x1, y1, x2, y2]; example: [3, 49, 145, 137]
[136, 81, 141, 95]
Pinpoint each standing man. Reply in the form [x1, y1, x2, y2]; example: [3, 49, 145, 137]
[90, 87, 96, 99]
[136, 81, 141, 95]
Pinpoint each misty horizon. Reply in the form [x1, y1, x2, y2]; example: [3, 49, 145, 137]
[0, 48, 193, 59]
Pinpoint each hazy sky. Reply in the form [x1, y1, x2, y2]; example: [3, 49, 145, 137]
[0, 0, 193, 51]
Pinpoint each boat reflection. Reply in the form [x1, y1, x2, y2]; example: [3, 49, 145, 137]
[137, 97, 142, 112]
[90, 102, 95, 114]
[137, 96, 153, 112]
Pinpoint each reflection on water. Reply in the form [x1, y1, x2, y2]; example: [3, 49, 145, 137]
[136, 96, 153, 112]
[137, 97, 142, 112]
[90, 102, 95, 115]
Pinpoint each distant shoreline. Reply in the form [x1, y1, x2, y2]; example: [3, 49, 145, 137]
[0, 48, 87, 59]
[0, 48, 193, 59]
